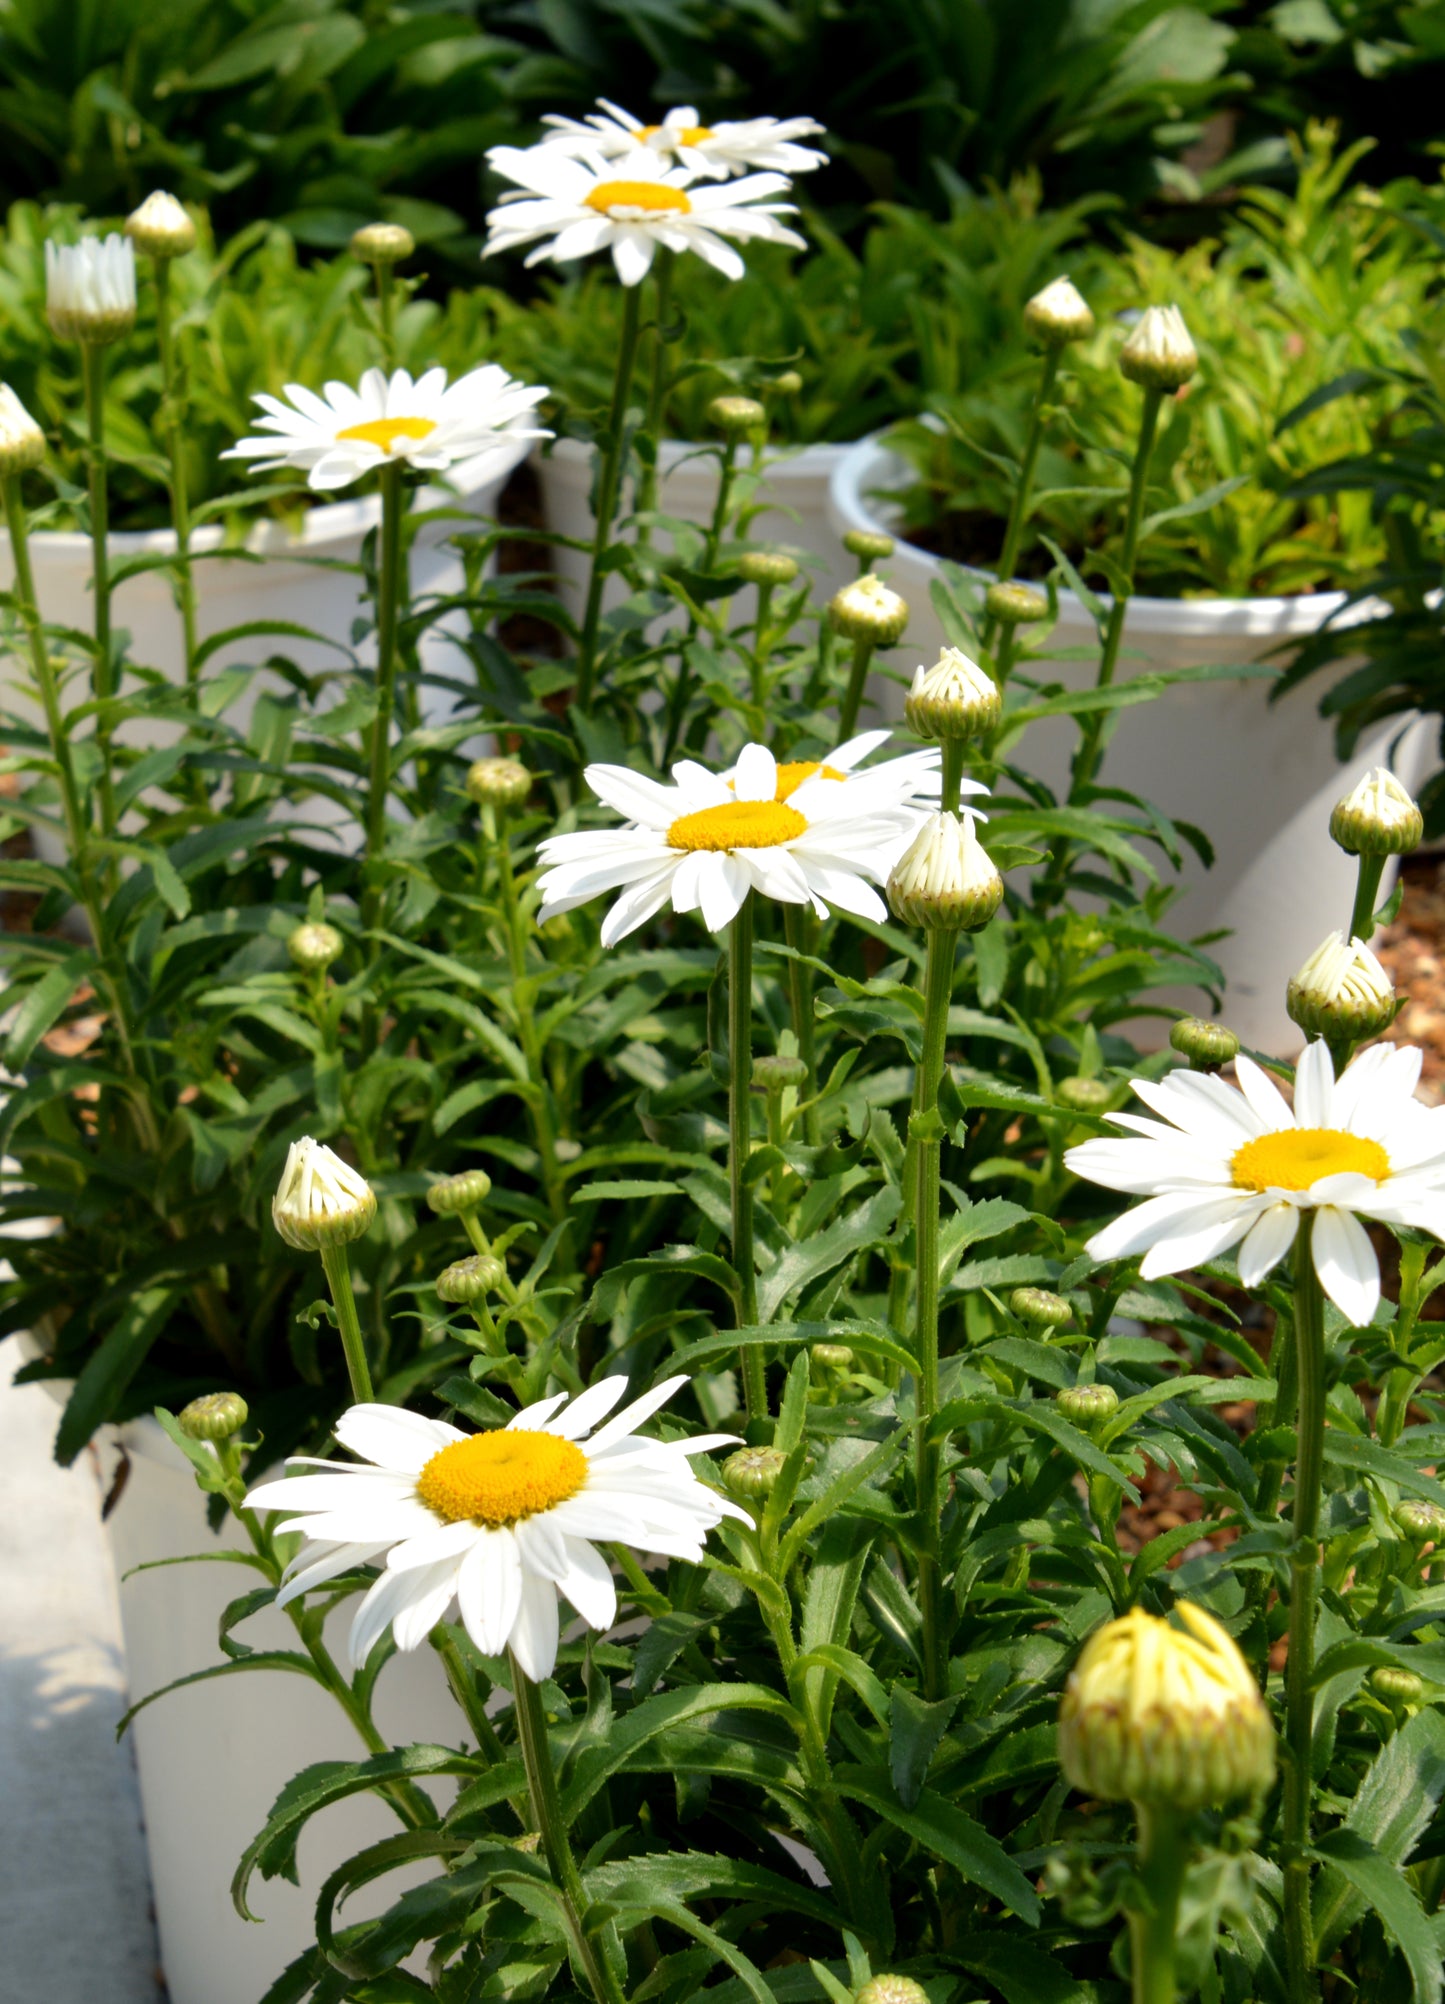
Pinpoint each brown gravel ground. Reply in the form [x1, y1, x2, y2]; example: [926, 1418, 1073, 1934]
[1377, 852, 1445, 1104]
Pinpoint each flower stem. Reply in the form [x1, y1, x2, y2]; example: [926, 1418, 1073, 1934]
[510, 1654, 628, 2004]
[1128, 1801, 1189, 2004]
[838, 637, 875, 742]
[363, 459, 406, 938]
[486, 800, 569, 1230]
[1348, 852, 1386, 943]
[914, 921, 958, 1700]
[319, 1241, 376, 1405]
[152, 258, 200, 687]
[575, 282, 643, 715]
[783, 904, 820, 1146]
[981, 346, 1061, 658]
[4, 475, 90, 868]
[1283, 1212, 1325, 2004]
[730, 893, 766, 1420]
[81, 340, 118, 849]
[376, 263, 397, 369]
[636, 250, 673, 535]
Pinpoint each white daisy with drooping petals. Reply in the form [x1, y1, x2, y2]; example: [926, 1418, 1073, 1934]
[223, 364, 551, 493]
[1065, 1040, 1445, 1325]
[537, 99, 827, 180]
[536, 741, 926, 945]
[247, 1376, 746, 1682]
[483, 146, 805, 286]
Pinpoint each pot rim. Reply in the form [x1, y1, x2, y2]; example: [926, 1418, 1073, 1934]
[829, 432, 1387, 640]
[540, 435, 852, 480]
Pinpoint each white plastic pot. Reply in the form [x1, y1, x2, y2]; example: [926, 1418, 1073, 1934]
[103, 1412, 464, 2004]
[829, 437, 1432, 1055]
[534, 436, 854, 621]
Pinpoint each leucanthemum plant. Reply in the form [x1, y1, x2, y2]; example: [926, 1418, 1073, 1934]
[538, 97, 828, 178]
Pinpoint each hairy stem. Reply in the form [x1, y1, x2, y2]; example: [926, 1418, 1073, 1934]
[575, 283, 642, 714]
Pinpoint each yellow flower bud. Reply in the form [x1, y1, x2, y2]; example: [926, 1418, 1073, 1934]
[177, 1391, 249, 1441]
[287, 921, 344, 973]
[351, 221, 415, 265]
[466, 757, 530, 809]
[708, 394, 766, 436]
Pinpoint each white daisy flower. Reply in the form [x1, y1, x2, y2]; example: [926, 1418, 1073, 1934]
[222, 363, 551, 493]
[537, 98, 827, 180]
[247, 1376, 746, 1682]
[718, 729, 977, 830]
[483, 145, 805, 286]
[535, 741, 926, 946]
[1065, 1040, 1445, 1325]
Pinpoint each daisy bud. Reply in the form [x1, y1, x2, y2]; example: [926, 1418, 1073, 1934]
[0, 385, 46, 476]
[1011, 1287, 1073, 1329]
[1287, 931, 1397, 1043]
[1059, 1602, 1275, 1810]
[1056, 1076, 1112, 1113]
[708, 394, 766, 436]
[753, 1053, 809, 1090]
[737, 550, 800, 587]
[466, 756, 531, 810]
[287, 921, 344, 973]
[772, 370, 804, 397]
[1057, 1383, 1118, 1429]
[1373, 1665, 1424, 1704]
[905, 646, 1002, 742]
[811, 1342, 855, 1373]
[1329, 767, 1423, 857]
[1169, 1017, 1240, 1070]
[1023, 276, 1095, 347]
[45, 236, 137, 345]
[723, 1445, 787, 1499]
[843, 528, 895, 563]
[1119, 304, 1198, 393]
[177, 1391, 249, 1442]
[272, 1138, 376, 1252]
[1394, 1499, 1445, 1542]
[426, 1169, 493, 1216]
[124, 190, 196, 260]
[887, 811, 1004, 933]
[436, 1253, 505, 1303]
[855, 1979, 929, 2004]
[829, 574, 908, 646]
[985, 581, 1049, 626]
[351, 221, 415, 266]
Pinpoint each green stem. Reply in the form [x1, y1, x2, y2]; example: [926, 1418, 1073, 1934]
[914, 922, 958, 1700]
[4, 476, 90, 868]
[941, 739, 966, 817]
[704, 437, 739, 571]
[575, 283, 643, 714]
[431, 1629, 512, 1771]
[152, 259, 199, 687]
[363, 459, 406, 938]
[81, 341, 117, 847]
[783, 903, 820, 1146]
[730, 894, 766, 1420]
[489, 802, 569, 1231]
[1348, 852, 1386, 943]
[1128, 1802, 1189, 2004]
[376, 263, 397, 369]
[636, 251, 672, 533]
[838, 637, 875, 742]
[319, 1241, 376, 1405]
[510, 1656, 628, 2004]
[1283, 1214, 1325, 2004]
[981, 346, 1061, 658]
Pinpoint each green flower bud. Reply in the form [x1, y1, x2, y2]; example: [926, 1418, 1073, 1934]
[272, 1138, 376, 1252]
[1170, 1017, 1240, 1069]
[753, 1053, 809, 1090]
[708, 394, 766, 436]
[1059, 1602, 1275, 1810]
[1023, 276, 1094, 348]
[904, 647, 1001, 743]
[351, 221, 415, 265]
[1329, 767, 1423, 858]
[1011, 1287, 1073, 1329]
[829, 574, 908, 646]
[887, 811, 1004, 932]
[466, 757, 530, 809]
[1286, 931, 1396, 1043]
[1373, 1665, 1424, 1703]
[843, 528, 896, 562]
[985, 581, 1049, 626]
[855, 1981, 929, 2004]
[772, 371, 804, 397]
[810, 1343, 855, 1373]
[737, 550, 800, 586]
[436, 1253, 505, 1303]
[1394, 1499, 1445, 1542]
[1057, 1383, 1119, 1428]
[1119, 304, 1198, 393]
[177, 1391, 249, 1442]
[722, 1445, 787, 1499]
[1056, 1076, 1112, 1112]
[287, 921, 344, 973]
[426, 1169, 493, 1216]
[125, 191, 196, 260]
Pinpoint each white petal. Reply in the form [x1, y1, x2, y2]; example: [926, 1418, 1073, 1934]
[456, 1528, 524, 1657]
[1293, 1041, 1336, 1128]
[509, 1391, 570, 1430]
[698, 853, 747, 934]
[386, 1520, 481, 1572]
[275, 1541, 383, 1607]
[733, 743, 777, 803]
[583, 1373, 688, 1455]
[334, 1404, 463, 1471]
[556, 1537, 617, 1630]
[543, 1376, 631, 1439]
[1233, 1054, 1296, 1132]
[1312, 1206, 1380, 1326]
[508, 1570, 561, 1681]
[391, 1560, 464, 1652]
[1236, 1204, 1299, 1288]
[1086, 1189, 1251, 1265]
[515, 1512, 570, 1582]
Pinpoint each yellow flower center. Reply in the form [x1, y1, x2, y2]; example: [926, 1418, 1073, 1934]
[335, 415, 438, 454]
[640, 123, 714, 146]
[415, 1429, 587, 1527]
[667, 800, 807, 852]
[773, 760, 844, 801]
[586, 180, 692, 216]
[1231, 1127, 1390, 1194]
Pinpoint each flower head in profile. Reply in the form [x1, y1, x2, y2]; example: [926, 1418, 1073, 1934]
[246, 1377, 746, 1680]
[538, 99, 826, 180]
[223, 364, 550, 493]
[1065, 1040, 1445, 1324]
[273, 1137, 376, 1251]
[484, 146, 804, 286]
[536, 741, 935, 945]
[46, 235, 136, 343]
